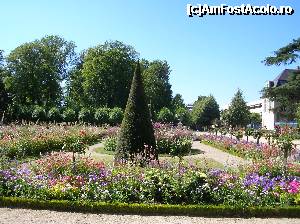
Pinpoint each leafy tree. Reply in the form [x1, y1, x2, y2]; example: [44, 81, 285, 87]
[226, 89, 250, 128]
[172, 93, 185, 109]
[175, 107, 191, 126]
[157, 107, 175, 123]
[191, 95, 220, 129]
[62, 108, 77, 122]
[263, 38, 300, 66]
[250, 112, 262, 127]
[78, 108, 94, 123]
[262, 38, 300, 119]
[94, 107, 110, 125]
[48, 107, 62, 122]
[116, 62, 157, 163]
[82, 41, 138, 108]
[142, 60, 173, 112]
[5, 35, 76, 109]
[0, 50, 9, 122]
[262, 71, 300, 119]
[65, 52, 85, 111]
[32, 105, 47, 121]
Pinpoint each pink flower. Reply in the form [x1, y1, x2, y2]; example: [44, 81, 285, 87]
[288, 180, 300, 194]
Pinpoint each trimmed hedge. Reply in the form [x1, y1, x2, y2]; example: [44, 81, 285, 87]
[0, 197, 300, 217]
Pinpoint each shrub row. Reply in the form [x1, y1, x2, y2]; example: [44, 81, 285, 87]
[1, 197, 300, 218]
[7, 105, 123, 125]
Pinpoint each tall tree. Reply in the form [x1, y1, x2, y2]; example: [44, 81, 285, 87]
[82, 41, 138, 108]
[226, 89, 250, 128]
[172, 93, 185, 109]
[5, 35, 76, 108]
[263, 38, 300, 66]
[142, 60, 172, 112]
[116, 62, 157, 163]
[0, 50, 9, 121]
[65, 51, 85, 111]
[191, 95, 220, 129]
[262, 38, 300, 119]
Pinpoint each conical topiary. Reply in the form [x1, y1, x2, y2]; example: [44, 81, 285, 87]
[116, 61, 157, 163]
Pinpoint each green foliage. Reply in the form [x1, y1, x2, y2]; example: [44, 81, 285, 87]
[142, 60, 173, 112]
[5, 35, 76, 109]
[2, 196, 300, 217]
[78, 108, 94, 123]
[250, 113, 262, 126]
[0, 51, 9, 120]
[103, 136, 118, 151]
[297, 105, 300, 127]
[263, 38, 300, 66]
[157, 107, 175, 123]
[172, 94, 185, 109]
[81, 41, 138, 108]
[116, 62, 157, 162]
[65, 52, 85, 111]
[47, 107, 62, 122]
[62, 108, 77, 122]
[262, 71, 300, 120]
[225, 89, 250, 128]
[175, 107, 191, 126]
[109, 107, 123, 125]
[94, 107, 110, 125]
[191, 95, 220, 129]
[32, 105, 47, 121]
[1, 197, 300, 217]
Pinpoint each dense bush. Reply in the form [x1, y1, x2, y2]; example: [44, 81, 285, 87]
[94, 107, 110, 125]
[175, 107, 191, 126]
[78, 108, 94, 123]
[62, 108, 77, 122]
[109, 107, 123, 125]
[32, 105, 47, 121]
[157, 107, 175, 123]
[103, 136, 118, 151]
[47, 107, 62, 122]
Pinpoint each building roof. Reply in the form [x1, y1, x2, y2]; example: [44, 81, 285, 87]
[273, 69, 300, 87]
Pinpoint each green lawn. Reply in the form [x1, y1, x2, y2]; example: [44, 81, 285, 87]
[92, 146, 224, 169]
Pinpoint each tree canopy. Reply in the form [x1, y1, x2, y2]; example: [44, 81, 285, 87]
[262, 37, 300, 120]
[263, 38, 300, 66]
[191, 95, 220, 129]
[4, 35, 76, 108]
[224, 89, 250, 128]
[81, 41, 138, 108]
[142, 60, 173, 113]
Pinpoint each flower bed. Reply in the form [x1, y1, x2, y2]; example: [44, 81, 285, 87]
[0, 125, 108, 158]
[103, 123, 194, 157]
[200, 134, 298, 161]
[0, 152, 299, 207]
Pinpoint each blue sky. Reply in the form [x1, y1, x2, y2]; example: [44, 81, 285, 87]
[1, 0, 299, 107]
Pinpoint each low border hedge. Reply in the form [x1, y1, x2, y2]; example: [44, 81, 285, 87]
[1, 197, 300, 217]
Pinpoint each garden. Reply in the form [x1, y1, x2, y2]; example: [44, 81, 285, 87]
[0, 63, 299, 218]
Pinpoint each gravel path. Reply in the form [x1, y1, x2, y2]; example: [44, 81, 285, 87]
[87, 141, 248, 168]
[191, 141, 248, 168]
[0, 208, 299, 224]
